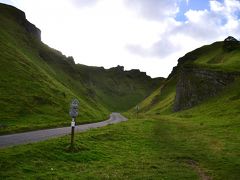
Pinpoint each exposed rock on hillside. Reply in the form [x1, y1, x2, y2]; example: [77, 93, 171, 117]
[224, 36, 238, 42]
[172, 36, 240, 112]
[223, 36, 239, 52]
[23, 19, 41, 41]
[131, 36, 240, 115]
[0, 3, 41, 40]
[173, 67, 237, 112]
[109, 65, 124, 71]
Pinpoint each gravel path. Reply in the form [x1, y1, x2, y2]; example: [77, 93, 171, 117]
[0, 113, 127, 148]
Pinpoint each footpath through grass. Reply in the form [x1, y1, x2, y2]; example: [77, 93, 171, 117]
[1, 114, 239, 179]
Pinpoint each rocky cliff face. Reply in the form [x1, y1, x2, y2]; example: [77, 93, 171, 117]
[173, 67, 237, 112]
[0, 3, 41, 40]
[172, 36, 240, 112]
[17, 10, 41, 41]
[23, 20, 41, 41]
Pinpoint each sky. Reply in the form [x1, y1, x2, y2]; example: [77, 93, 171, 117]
[1, 0, 240, 77]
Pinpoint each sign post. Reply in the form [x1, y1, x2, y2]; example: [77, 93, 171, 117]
[69, 99, 79, 149]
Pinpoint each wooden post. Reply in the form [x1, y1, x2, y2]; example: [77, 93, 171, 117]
[71, 118, 75, 149]
[69, 98, 79, 150]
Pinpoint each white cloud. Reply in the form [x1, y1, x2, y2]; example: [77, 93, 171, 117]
[124, 0, 179, 20]
[70, 0, 99, 8]
[3, 0, 240, 78]
[126, 0, 240, 76]
[210, 0, 224, 12]
[126, 36, 181, 58]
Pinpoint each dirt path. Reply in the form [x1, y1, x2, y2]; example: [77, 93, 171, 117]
[0, 113, 127, 148]
[186, 159, 211, 180]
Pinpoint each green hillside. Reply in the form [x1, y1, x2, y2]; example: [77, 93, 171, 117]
[134, 36, 240, 116]
[0, 3, 162, 134]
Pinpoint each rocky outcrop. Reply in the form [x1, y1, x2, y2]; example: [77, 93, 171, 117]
[171, 36, 240, 112]
[223, 36, 240, 52]
[173, 67, 237, 112]
[23, 20, 41, 41]
[0, 3, 41, 40]
[108, 66, 151, 78]
[17, 12, 41, 41]
[224, 36, 238, 42]
[109, 65, 124, 72]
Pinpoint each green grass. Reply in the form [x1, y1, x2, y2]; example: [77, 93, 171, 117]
[130, 75, 177, 116]
[182, 41, 240, 73]
[1, 104, 239, 179]
[1, 78, 239, 178]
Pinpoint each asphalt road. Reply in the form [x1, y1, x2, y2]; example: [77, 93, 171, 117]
[0, 113, 127, 148]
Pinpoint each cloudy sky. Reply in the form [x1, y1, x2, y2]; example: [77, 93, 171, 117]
[1, 0, 240, 77]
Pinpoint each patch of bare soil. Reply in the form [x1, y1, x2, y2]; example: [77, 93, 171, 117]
[185, 159, 211, 180]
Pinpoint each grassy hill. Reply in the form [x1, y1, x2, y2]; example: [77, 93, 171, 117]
[0, 3, 162, 134]
[132, 37, 240, 116]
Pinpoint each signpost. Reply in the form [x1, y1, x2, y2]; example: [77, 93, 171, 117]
[69, 99, 79, 149]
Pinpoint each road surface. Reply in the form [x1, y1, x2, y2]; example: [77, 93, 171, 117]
[0, 113, 127, 148]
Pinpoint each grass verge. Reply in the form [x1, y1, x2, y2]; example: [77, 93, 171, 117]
[1, 114, 239, 179]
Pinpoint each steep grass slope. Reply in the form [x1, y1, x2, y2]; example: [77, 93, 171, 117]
[0, 3, 162, 134]
[0, 3, 109, 134]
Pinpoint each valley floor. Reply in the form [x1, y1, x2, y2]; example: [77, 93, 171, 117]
[1, 114, 239, 179]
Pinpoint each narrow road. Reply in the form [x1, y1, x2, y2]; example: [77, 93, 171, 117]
[0, 113, 127, 148]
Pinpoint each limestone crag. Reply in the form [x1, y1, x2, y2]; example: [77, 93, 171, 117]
[173, 67, 237, 112]
[23, 20, 41, 41]
[223, 36, 240, 52]
[171, 36, 240, 112]
[0, 3, 41, 40]
[18, 12, 41, 41]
